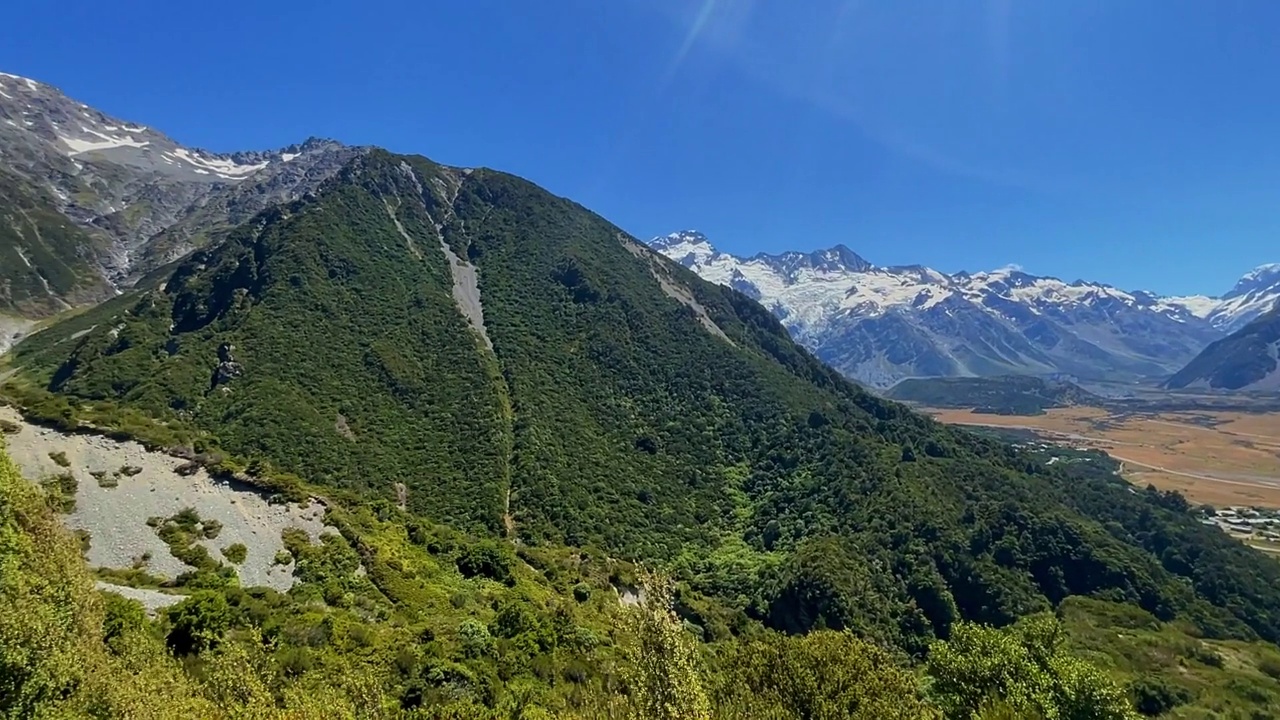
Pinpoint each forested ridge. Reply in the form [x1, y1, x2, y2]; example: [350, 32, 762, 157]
[4, 150, 1280, 716]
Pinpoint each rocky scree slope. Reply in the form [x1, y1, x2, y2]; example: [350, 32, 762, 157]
[0, 70, 361, 313]
[9, 150, 1280, 653]
[0, 405, 330, 591]
[652, 231, 1277, 387]
[1166, 304, 1280, 391]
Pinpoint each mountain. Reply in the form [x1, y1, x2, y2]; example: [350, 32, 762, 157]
[0, 166, 115, 317]
[652, 231, 1277, 387]
[1166, 303, 1280, 391]
[8, 149, 1280, 674]
[1206, 264, 1280, 331]
[886, 375, 1101, 415]
[0, 70, 360, 315]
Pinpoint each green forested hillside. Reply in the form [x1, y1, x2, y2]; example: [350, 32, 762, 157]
[0, 168, 114, 317]
[6, 149, 1280, 685]
[5, 432, 1163, 718]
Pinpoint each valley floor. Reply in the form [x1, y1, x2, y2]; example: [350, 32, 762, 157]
[927, 406, 1280, 509]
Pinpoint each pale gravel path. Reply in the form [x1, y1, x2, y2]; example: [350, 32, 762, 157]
[96, 581, 186, 613]
[1, 406, 336, 591]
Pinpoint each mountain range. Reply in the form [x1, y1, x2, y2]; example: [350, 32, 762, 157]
[6, 69, 1280, 716]
[11, 143, 1280, 649]
[4, 67, 1275, 393]
[652, 231, 1280, 388]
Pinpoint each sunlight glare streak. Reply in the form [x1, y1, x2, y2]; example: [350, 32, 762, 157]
[661, 0, 720, 87]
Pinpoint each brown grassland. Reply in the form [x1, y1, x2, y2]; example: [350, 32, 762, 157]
[928, 407, 1280, 508]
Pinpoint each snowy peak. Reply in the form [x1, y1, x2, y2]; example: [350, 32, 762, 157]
[651, 230, 721, 266]
[1228, 263, 1280, 299]
[749, 244, 873, 276]
[0, 71, 43, 94]
[1201, 264, 1280, 332]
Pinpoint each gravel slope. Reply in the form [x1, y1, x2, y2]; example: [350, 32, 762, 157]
[1, 405, 334, 591]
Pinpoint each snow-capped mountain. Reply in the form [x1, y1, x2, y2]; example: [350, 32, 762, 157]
[1206, 264, 1280, 331]
[652, 231, 1275, 388]
[0, 71, 362, 285]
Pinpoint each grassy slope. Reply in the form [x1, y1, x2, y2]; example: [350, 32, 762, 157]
[1062, 596, 1280, 718]
[7, 151, 1280, 662]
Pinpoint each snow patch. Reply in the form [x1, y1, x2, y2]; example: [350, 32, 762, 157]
[59, 129, 150, 154]
[280, 152, 300, 162]
[169, 147, 268, 179]
[1160, 295, 1220, 318]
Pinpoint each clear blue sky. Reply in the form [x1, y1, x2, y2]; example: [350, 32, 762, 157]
[3, 0, 1278, 296]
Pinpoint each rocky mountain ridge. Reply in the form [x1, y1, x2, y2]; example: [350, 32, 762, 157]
[0, 70, 362, 314]
[1166, 304, 1280, 391]
[653, 230, 1277, 387]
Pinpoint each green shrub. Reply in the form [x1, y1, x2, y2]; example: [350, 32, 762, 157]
[1129, 676, 1193, 717]
[94, 566, 168, 589]
[573, 582, 592, 603]
[201, 519, 223, 540]
[48, 450, 70, 467]
[119, 465, 143, 477]
[1258, 653, 1280, 681]
[1185, 642, 1225, 668]
[221, 543, 247, 565]
[273, 550, 293, 566]
[280, 527, 310, 557]
[73, 529, 91, 554]
[40, 472, 77, 513]
[171, 507, 201, 531]
[456, 541, 515, 585]
[165, 591, 231, 655]
[100, 591, 148, 647]
[458, 618, 494, 658]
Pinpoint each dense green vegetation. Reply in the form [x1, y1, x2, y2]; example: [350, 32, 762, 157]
[0, 437, 1152, 718]
[5, 150, 1280, 715]
[886, 375, 1100, 415]
[0, 168, 113, 317]
[1166, 306, 1280, 390]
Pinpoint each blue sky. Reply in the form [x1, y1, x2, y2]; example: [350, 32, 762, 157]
[3, 1, 1278, 296]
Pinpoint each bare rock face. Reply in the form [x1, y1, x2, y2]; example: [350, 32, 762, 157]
[211, 342, 244, 389]
[0, 71, 364, 319]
